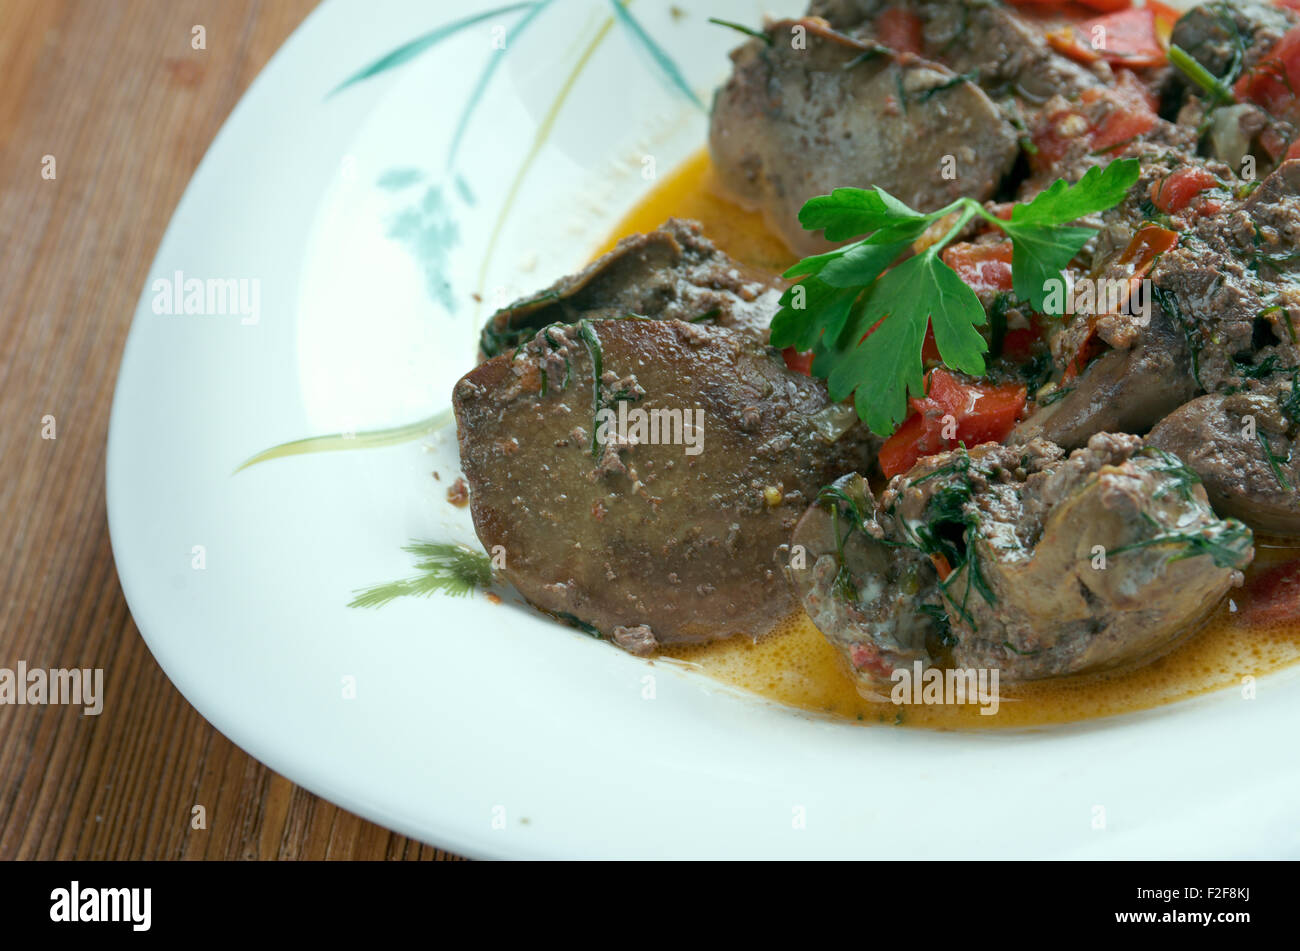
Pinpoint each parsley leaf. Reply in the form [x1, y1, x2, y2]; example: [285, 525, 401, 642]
[798, 186, 927, 242]
[824, 251, 985, 433]
[1009, 159, 1140, 226]
[773, 159, 1140, 437]
[1001, 222, 1095, 314]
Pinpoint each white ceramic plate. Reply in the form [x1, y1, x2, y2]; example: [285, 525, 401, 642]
[107, 0, 1300, 858]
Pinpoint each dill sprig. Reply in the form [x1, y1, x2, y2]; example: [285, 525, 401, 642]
[349, 542, 492, 608]
[1141, 446, 1204, 502]
[1107, 523, 1253, 572]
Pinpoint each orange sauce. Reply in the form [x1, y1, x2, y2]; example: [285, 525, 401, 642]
[603, 147, 1300, 729]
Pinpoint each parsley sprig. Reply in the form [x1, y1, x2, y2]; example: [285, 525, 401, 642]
[771, 159, 1140, 436]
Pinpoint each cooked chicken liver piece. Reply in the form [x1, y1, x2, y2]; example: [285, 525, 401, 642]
[1015, 158, 1300, 449]
[789, 434, 1253, 693]
[455, 317, 879, 653]
[1171, 0, 1297, 83]
[477, 218, 781, 361]
[1149, 380, 1300, 536]
[708, 16, 1019, 256]
[1146, 159, 1300, 394]
[809, 0, 1100, 103]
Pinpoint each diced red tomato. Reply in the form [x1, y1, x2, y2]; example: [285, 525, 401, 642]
[1149, 166, 1221, 213]
[1148, 1, 1181, 45]
[941, 241, 1015, 295]
[1116, 223, 1179, 278]
[876, 7, 925, 56]
[878, 369, 1028, 478]
[1063, 328, 1108, 381]
[1008, 0, 1133, 10]
[1047, 7, 1168, 69]
[1240, 560, 1300, 627]
[1032, 70, 1157, 170]
[782, 347, 814, 376]
[1087, 69, 1160, 150]
[1234, 27, 1300, 117]
[1062, 223, 1177, 380]
[1288, 138, 1300, 161]
[1077, 0, 1134, 10]
[921, 326, 941, 364]
[1001, 326, 1043, 361]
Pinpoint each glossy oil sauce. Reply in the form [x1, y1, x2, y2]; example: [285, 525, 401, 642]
[602, 148, 1300, 729]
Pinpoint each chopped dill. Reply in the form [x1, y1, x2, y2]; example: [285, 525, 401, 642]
[1258, 431, 1293, 490]
[1153, 285, 1205, 390]
[1140, 446, 1203, 501]
[1107, 523, 1253, 571]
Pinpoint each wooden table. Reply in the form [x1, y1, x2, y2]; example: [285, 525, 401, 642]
[0, 0, 461, 860]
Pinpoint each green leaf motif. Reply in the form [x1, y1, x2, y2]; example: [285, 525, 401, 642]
[234, 408, 454, 474]
[328, 2, 536, 97]
[349, 542, 493, 608]
[607, 0, 704, 111]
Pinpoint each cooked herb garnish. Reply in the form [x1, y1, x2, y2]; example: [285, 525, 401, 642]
[1108, 523, 1253, 571]
[771, 159, 1140, 436]
[480, 290, 562, 358]
[817, 482, 868, 602]
[1234, 353, 1297, 380]
[894, 449, 997, 625]
[1037, 384, 1074, 407]
[843, 46, 888, 69]
[918, 603, 957, 647]
[1153, 285, 1205, 390]
[1249, 248, 1300, 273]
[916, 72, 978, 102]
[557, 612, 605, 639]
[1282, 373, 1300, 427]
[1258, 431, 1293, 490]
[578, 319, 604, 458]
[1169, 43, 1237, 106]
[1141, 446, 1203, 501]
[1209, 2, 1248, 85]
[349, 542, 492, 608]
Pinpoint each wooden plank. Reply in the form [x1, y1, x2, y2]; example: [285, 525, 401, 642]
[0, 0, 463, 861]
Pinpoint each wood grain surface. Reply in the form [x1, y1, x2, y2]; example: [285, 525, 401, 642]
[0, 0, 462, 860]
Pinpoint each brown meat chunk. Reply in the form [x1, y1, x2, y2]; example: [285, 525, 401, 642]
[1148, 381, 1300, 536]
[477, 218, 781, 360]
[455, 318, 878, 651]
[709, 16, 1018, 256]
[789, 435, 1252, 694]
